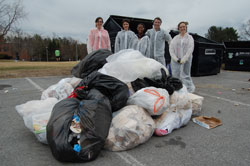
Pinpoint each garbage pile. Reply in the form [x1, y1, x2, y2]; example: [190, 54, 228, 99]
[16, 49, 204, 162]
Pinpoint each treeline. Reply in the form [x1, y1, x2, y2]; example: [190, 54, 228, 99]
[5, 34, 87, 61]
[205, 26, 239, 43]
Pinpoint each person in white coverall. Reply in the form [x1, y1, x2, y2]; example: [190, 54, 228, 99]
[115, 19, 136, 53]
[132, 23, 150, 57]
[145, 17, 172, 66]
[169, 21, 195, 93]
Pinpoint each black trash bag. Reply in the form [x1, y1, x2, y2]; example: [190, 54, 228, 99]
[74, 71, 129, 112]
[132, 77, 174, 95]
[159, 68, 183, 91]
[166, 76, 183, 91]
[131, 68, 182, 95]
[47, 89, 112, 162]
[71, 49, 112, 78]
[130, 78, 150, 92]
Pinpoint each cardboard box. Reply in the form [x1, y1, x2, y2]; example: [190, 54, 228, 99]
[192, 116, 222, 129]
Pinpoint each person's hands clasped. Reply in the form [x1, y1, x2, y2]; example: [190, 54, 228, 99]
[177, 58, 183, 64]
[180, 58, 186, 64]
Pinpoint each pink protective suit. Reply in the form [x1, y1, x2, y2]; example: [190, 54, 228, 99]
[87, 28, 111, 54]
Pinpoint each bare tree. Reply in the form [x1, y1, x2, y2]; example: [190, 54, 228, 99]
[0, 0, 26, 41]
[240, 19, 250, 40]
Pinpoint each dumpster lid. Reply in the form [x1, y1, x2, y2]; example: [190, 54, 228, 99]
[104, 15, 153, 34]
[224, 41, 250, 49]
[169, 30, 220, 44]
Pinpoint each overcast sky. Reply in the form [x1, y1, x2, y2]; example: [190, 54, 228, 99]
[19, 0, 250, 43]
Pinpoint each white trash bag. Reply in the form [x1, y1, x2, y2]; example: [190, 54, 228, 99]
[41, 78, 74, 100]
[154, 108, 192, 136]
[170, 86, 192, 110]
[105, 105, 155, 151]
[188, 93, 204, 116]
[16, 98, 58, 144]
[154, 86, 192, 136]
[127, 87, 170, 116]
[98, 49, 168, 83]
[16, 97, 58, 118]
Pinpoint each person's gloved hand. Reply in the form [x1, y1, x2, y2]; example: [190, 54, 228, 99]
[180, 58, 186, 64]
[177, 58, 181, 64]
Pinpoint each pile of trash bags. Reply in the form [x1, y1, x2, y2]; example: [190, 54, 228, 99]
[16, 49, 204, 162]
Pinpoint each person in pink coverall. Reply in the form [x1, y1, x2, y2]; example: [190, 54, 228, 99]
[87, 17, 111, 54]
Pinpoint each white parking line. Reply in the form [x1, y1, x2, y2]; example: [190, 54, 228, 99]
[196, 92, 250, 107]
[25, 77, 44, 92]
[115, 152, 146, 166]
[25, 77, 146, 166]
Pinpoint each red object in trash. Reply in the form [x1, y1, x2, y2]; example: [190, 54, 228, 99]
[67, 86, 88, 98]
[154, 128, 168, 136]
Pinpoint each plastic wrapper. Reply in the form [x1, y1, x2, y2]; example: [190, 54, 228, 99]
[41, 78, 74, 100]
[105, 105, 155, 151]
[31, 112, 51, 144]
[98, 49, 169, 83]
[69, 77, 82, 88]
[127, 87, 170, 116]
[126, 82, 135, 96]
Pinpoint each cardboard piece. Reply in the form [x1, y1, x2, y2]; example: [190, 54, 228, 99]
[192, 116, 222, 129]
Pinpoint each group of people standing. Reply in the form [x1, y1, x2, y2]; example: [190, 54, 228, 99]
[87, 17, 195, 93]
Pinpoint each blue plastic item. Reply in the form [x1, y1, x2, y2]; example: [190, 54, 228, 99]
[73, 144, 81, 152]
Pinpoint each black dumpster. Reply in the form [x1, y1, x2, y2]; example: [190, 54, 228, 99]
[170, 30, 224, 76]
[103, 15, 154, 52]
[223, 41, 250, 71]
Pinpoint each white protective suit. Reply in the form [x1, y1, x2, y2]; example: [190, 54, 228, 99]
[132, 35, 150, 57]
[115, 30, 136, 53]
[145, 28, 172, 66]
[169, 33, 195, 93]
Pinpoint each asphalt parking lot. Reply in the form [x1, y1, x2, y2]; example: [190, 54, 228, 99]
[0, 70, 250, 166]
